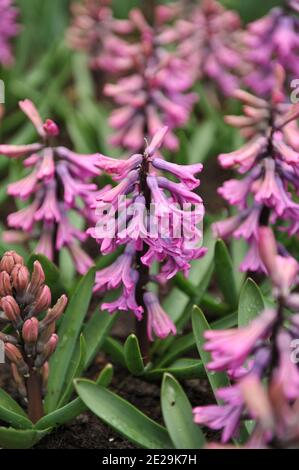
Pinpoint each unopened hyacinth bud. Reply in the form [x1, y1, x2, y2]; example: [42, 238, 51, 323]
[27, 261, 45, 296]
[1, 295, 22, 328]
[5, 343, 29, 377]
[39, 294, 68, 330]
[22, 318, 39, 343]
[22, 318, 39, 357]
[0, 250, 23, 274]
[0, 250, 68, 409]
[43, 119, 59, 137]
[35, 334, 58, 368]
[11, 263, 30, 295]
[0, 271, 12, 296]
[30, 285, 52, 316]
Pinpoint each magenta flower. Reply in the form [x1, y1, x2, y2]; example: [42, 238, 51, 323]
[0, 100, 102, 274]
[67, 0, 132, 70]
[166, 0, 242, 96]
[194, 385, 244, 443]
[243, 1, 299, 96]
[193, 228, 299, 448]
[89, 127, 205, 341]
[102, 7, 197, 152]
[213, 68, 299, 272]
[0, 0, 19, 66]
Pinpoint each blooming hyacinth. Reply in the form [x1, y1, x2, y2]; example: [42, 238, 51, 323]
[67, 0, 132, 71]
[193, 227, 299, 448]
[0, 251, 68, 422]
[162, 0, 242, 96]
[88, 127, 206, 342]
[102, 6, 197, 152]
[243, 0, 299, 96]
[0, 100, 102, 273]
[213, 66, 299, 272]
[0, 0, 19, 66]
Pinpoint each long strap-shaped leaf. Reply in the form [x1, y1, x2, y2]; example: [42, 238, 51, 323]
[192, 306, 230, 399]
[74, 379, 174, 449]
[0, 388, 32, 430]
[161, 373, 205, 449]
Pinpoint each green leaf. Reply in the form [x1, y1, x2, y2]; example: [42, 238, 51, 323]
[83, 309, 119, 368]
[146, 358, 205, 381]
[45, 268, 95, 413]
[192, 306, 230, 401]
[124, 334, 145, 376]
[0, 389, 32, 430]
[161, 374, 205, 449]
[57, 334, 87, 408]
[238, 278, 265, 327]
[74, 379, 174, 449]
[0, 427, 50, 449]
[188, 120, 216, 164]
[215, 239, 238, 308]
[103, 336, 126, 367]
[27, 253, 65, 301]
[35, 364, 114, 430]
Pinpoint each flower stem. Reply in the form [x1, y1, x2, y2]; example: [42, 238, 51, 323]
[135, 250, 150, 364]
[143, 0, 156, 23]
[26, 365, 44, 423]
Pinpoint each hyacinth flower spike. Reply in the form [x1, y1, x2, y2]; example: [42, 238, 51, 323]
[0, 251, 67, 422]
[193, 227, 299, 448]
[101, 6, 197, 152]
[213, 65, 299, 273]
[242, 0, 299, 97]
[0, 99, 103, 274]
[0, 0, 19, 66]
[89, 126, 206, 359]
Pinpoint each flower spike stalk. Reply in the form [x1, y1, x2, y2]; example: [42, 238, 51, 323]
[0, 251, 67, 423]
[0, 100, 103, 274]
[213, 65, 299, 272]
[89, 127, 206, 359]
[193, 227, 299, 448]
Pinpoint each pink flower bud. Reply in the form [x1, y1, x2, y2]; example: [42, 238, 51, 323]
[35, 334, 58, 368]
[0, 251, 24, 274]
[39, 294, 68, 330]
[5, 343, 29, 377]
[28, 261, 45, 295]
[1, 295, 22, 327]
[22, 318, 39, 344]
[11, 263, 30, 294]
[32, 285, 51, 315]
[0, 271, 12, 296]
[43, 119, 60, 137]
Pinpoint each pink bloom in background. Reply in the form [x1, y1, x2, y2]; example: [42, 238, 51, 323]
[0, 100, 102, 274]
[90, 127, 206, 341]
[213, 66, 299, 272]
[164, 0, 242, 96]
[242, 0, 299, 96]
[0, 0, 19, 66]
[67, 0, 133, 70]
[193, 228, 299, 448]
[102, 7, 197, 152]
